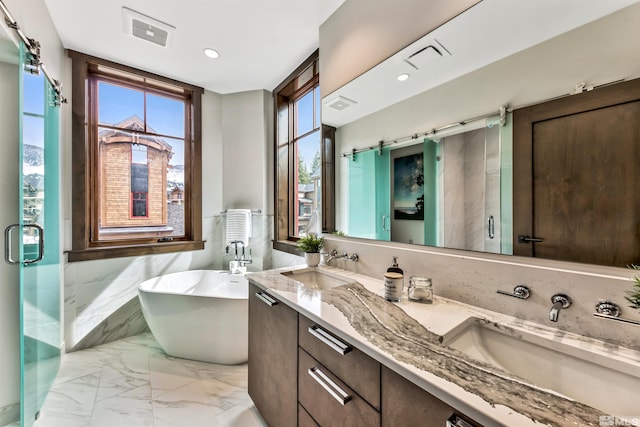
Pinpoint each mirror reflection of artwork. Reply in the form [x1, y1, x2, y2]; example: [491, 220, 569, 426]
[393, 153, 424, 220]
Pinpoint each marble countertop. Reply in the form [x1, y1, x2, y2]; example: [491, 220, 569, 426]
[247, 265, 640, 427]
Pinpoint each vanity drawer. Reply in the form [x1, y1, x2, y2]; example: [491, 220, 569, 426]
[298, 403, 319, 427]
[298, 348, 380, 427]
[299, 314, 381, 409]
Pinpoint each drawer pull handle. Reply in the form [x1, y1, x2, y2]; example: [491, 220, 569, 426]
[307, 367, 352, 406]
[255, 292, 278, 306]
[308, 326, 352, 355]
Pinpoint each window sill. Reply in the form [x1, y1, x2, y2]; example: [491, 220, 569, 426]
[66, 240, 205, 262]
[273, 240, 302, 257]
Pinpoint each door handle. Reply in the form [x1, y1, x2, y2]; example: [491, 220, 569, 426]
[488, 215, 495, 239]
[307, 367, 352, 405]
[382, 213, 390, 232]
[308, 325, 352, 355]
[4, 223, 44, 265]
[518, 234, 543, 243]
[4, 224, 20, 265]
[23, 224, 44, 265]
[255, 291, 278, 306]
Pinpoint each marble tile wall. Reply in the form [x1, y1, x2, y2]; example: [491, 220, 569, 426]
[442, 133, 465, 249]
[0, 402, 18, 426]
[317, 235, 640, 351]
[463, 129, 485, 252]
[441, 128, 502, 253]
[64, 215, 274, 352]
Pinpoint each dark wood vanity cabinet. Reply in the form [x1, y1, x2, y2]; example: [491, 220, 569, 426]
[248, 283, 298, 427]
[248, 282, 482, 427]
[381, 366, 482, 427]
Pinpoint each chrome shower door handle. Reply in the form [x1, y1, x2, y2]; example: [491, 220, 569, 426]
[4, 224, 20, 265]
[382, 214, 390, 232]
[4, 223, 44, 265]
[23, 224, 44, 265]
[488, 215, 495, 239]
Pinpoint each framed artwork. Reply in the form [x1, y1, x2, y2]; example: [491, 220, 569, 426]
[393, 152, 424, 220]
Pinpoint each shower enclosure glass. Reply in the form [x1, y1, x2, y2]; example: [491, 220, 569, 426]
[19, 42, 61, 427]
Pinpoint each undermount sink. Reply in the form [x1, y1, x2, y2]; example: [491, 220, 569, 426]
[443, 318, 640, 415]
[281, 267, 355, 291]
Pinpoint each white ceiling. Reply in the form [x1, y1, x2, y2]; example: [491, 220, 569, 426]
[44, 0, 345, 94]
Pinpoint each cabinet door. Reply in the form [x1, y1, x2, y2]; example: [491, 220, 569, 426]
[248, 283, 298, 427]
[299, 349, 380, 427]
[299, 314, 380, 409]
[381, 366, 482, 427]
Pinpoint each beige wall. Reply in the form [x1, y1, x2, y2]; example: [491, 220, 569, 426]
[221, 90, 272, 213]
[319, 0, 480, 97]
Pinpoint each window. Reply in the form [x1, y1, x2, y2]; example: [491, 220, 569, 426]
[130, 145, 148, 218]
[274, 50, 335, 253]
[68, 51, 204, 261]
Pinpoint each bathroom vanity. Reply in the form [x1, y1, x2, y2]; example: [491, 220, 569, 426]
[249, 282, 477, 427]
[247, 266, 640, 426]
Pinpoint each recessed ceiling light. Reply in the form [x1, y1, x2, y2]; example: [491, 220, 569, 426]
[203, 48, 219, 59]
[397, 73, 410, 82]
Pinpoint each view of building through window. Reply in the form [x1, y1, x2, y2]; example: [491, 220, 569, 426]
[294, 86, 321, 237]
[95, 80, 186, 240]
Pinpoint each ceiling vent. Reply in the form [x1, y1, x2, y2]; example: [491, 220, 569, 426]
[325, 95, 357, 111]
[122, 7, 175, 48]
[404, 40, 450, 70]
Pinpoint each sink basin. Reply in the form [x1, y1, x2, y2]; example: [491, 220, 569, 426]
[281, 268, 355, 291]
[443, 318, 640, 415]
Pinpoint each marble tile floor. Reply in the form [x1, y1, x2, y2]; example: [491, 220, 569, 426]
[31, 332, 267, 427]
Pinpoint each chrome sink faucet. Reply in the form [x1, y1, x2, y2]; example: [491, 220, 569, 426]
[325, 249, 359, 263]
[549, 294, 571, 322]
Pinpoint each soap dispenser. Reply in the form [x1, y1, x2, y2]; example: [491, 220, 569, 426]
[384, 256, 404, 301]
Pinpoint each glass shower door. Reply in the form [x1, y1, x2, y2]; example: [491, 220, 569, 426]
[348, 148, 391, 240]
[18, 42, 61, 427]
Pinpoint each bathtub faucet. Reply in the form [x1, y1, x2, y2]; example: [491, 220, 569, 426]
[226, 240, 245, 258]
[226, 240, 252, 267]
[239, 246, 252, 267]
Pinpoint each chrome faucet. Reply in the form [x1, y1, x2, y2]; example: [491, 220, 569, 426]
[325, 249, 358, 263]
[226, 240, 252, 264]
[549, 294, 571, 322]
[226, 240, 244, 256]
[325, 249, 346, 262]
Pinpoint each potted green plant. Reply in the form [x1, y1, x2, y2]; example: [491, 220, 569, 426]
[296, 234, 324, 267]
[626, 264, 640, 310]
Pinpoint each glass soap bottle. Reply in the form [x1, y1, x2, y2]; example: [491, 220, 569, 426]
[384, 257, 404, 301]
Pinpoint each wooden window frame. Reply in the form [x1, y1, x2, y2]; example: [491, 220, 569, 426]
[273, 50, 335, 254]
[67, 50, 204, 262]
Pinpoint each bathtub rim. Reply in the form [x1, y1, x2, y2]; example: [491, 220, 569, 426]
[138, 269, 248, 299]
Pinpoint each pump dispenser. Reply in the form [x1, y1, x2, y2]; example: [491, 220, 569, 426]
[384, 257, 404, 301]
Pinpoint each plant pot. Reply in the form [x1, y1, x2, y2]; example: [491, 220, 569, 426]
[304, 252, 320, 267]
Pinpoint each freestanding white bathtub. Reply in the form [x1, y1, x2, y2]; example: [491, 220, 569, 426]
[138, 270, 249, 364]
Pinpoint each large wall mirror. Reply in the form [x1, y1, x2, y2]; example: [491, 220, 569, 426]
[323, 0, 640, 266]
